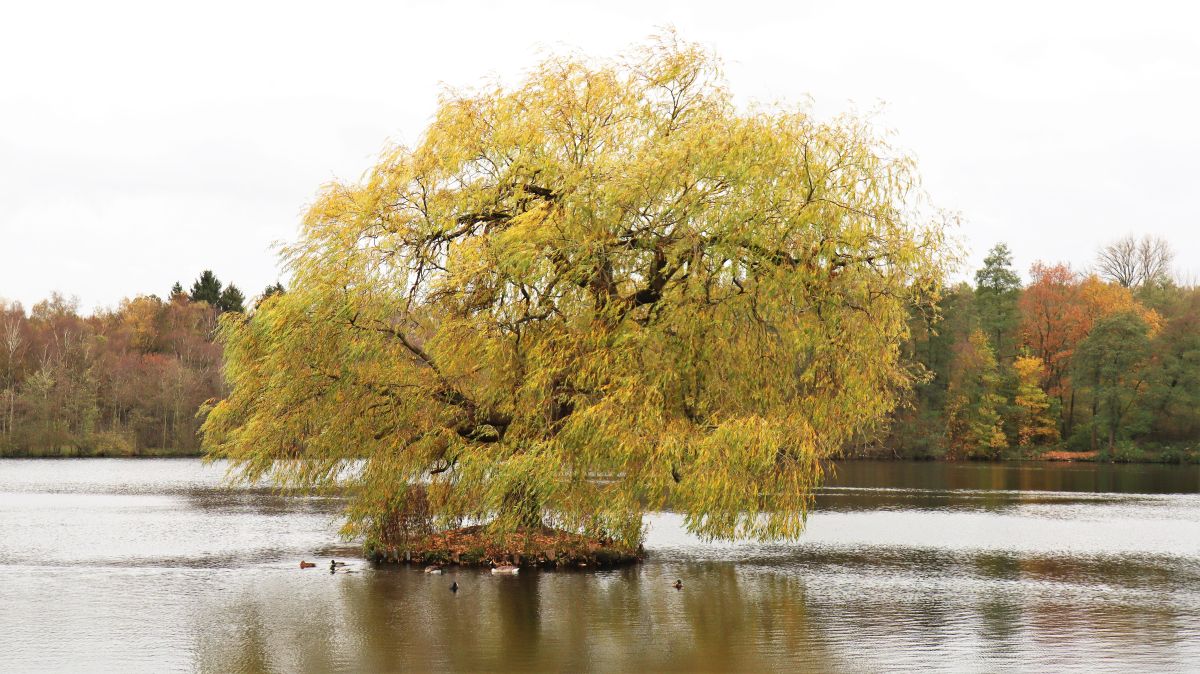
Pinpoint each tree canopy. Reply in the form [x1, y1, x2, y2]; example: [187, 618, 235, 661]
[1096, 234, 1174, 289]
[201, 37, 950, 545]
[886, 245, 1200, 459]
[189, 271, 223, 305]
[974, 243, 1020, 359]
[0, 293, 222, 456]
[218, 285, 245, 314]
[187, 271, 246, 313]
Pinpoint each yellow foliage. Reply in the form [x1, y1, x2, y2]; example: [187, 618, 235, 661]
[202, 35, 950, 543]
[1013, 355, 1059, 446]
[944, 330, 1006, 457]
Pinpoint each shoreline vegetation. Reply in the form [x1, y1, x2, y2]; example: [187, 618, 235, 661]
[876, 238, 1200, 464]
[0, 446, 202, 458]
[0, 272, 282, 459]
[845, 445, 1200, 465]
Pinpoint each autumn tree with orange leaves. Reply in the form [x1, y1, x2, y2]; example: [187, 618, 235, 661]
[1017, 263, 1159, 438]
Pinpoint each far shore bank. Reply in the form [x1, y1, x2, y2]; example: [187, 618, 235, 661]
[845, 445, 1200, 466]
[0, 447, 203, 459]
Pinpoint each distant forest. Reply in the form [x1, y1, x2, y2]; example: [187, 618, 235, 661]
[880, 235, 1200, 463]
[3, 235, 1198, 462]
[0, 272, 282, 456]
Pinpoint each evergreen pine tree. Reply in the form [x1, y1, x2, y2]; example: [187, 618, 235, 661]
[189, 271, 223, 305]
[254, 282, 286, 310]
[218, 284, 246, 313]
[974, 243, 1022, 360]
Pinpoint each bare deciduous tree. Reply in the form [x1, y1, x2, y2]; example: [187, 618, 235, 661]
[1, 313, 24, 436]
[1136, 235, 1175, 287]
[1096, 234, 1174, 288]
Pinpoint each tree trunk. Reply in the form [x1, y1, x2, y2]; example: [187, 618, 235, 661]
[1065, 390, 1075, 440]
[1090, 398, 1098, 452]
[501, 485, 544, 530]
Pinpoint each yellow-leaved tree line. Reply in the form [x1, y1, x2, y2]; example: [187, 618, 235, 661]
[201, 36, 951, 547]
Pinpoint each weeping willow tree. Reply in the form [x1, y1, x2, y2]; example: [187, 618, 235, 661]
[202, 36, 950, 550]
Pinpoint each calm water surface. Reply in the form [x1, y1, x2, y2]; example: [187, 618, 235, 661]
[1, 459, 1198, 673]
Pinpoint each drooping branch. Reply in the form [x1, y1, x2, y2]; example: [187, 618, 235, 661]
[345, 314, 512, 441]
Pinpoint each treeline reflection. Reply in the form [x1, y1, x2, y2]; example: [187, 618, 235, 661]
[194, 556, 1196, 672]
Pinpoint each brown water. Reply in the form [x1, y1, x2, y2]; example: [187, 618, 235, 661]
[1, 459, 1198, 673]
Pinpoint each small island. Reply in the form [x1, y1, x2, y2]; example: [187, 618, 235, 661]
[368, 525, 642, 569]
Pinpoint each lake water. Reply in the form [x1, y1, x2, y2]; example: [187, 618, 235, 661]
[1, 459, 1198, 673]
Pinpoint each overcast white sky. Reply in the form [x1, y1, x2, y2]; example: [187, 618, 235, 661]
[2, 0, 1198, 311]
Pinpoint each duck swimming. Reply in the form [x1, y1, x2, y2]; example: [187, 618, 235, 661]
[450, 581, 459, 593]
[673, 579, 683, 590]
[299, 561, 316, 569]
[491, 564, 519, 575]
[424, 565, 443, 574]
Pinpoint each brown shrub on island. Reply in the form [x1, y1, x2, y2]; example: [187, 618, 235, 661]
[368, 524, 641, 569]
